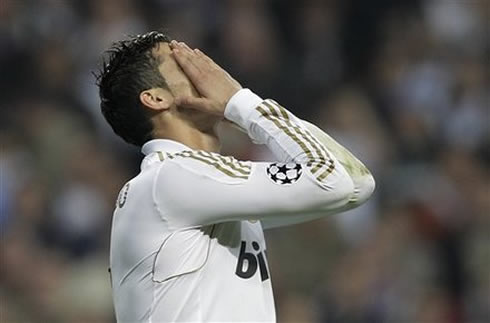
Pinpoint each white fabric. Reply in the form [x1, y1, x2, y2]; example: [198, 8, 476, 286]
[110, 89, 374, 322]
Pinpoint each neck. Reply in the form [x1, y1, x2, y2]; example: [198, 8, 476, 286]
[152, 120, 220, 153]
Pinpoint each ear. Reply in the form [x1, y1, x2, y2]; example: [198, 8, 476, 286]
[139, 88, 171, 111]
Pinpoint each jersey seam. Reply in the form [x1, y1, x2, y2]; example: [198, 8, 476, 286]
[151, 227, 212, 283]
[152, 162, 171, 227]
[197, 224, 216, 322]
[149, 231, 175, 323]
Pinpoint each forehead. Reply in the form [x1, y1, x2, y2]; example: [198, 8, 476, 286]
[151, 42, 186, 85]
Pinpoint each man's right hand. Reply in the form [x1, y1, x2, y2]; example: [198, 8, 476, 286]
[170, 41, 242, 116]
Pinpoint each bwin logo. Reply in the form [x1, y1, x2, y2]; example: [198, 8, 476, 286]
[235, 241, 270, 282]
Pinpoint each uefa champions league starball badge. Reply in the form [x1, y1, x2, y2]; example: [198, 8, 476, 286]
[266, 163, 303, 185]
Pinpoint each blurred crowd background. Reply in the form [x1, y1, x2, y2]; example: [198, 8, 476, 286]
[1, 0, 489, 322]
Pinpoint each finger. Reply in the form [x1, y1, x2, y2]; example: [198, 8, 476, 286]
[194, 49, 229, 79]
[173, 43, 196, 60]
[172, 48, 202, 79]
[192, 48, 216, 69]
[172, 42, 204, 72]
[180, 42, 194, 52]
[175, 43, 213, 72]
[194, 48, 214, 64]
[177, 42, 197, 58]
[172, 47, 216, 97]
[171, 42, 195, 62]
[169, 40, 189, 53]
[180, 45, 213, 71]
[172, 55, 211, 99]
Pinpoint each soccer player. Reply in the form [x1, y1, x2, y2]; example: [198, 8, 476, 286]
[96, 31, 375, 322]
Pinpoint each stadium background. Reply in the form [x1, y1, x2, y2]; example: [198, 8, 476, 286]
[1, 0, 488, 322]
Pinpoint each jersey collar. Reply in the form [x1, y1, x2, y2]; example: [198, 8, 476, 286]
[141, 139, 190, 155]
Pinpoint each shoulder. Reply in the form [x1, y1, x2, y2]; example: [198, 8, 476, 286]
[156, 150, 253, 184]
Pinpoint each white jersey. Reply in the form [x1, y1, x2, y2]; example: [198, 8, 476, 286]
[109, 89, 375, 322]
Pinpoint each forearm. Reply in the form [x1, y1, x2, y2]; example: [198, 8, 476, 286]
[223, 89, 375, 229]
[225, 90, 374, 205]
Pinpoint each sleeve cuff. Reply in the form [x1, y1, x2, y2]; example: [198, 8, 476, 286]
[224, 89, 263, 131]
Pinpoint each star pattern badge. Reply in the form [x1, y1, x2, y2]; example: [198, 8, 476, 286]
[266, 163, 303, 185]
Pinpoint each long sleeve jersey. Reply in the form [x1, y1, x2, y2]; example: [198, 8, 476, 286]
[109, 89, 375, 322]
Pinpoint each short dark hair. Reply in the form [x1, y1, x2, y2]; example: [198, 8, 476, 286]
[95, 31, 172, 146]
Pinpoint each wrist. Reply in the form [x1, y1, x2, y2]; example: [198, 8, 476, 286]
[224, 89, 263, 130]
